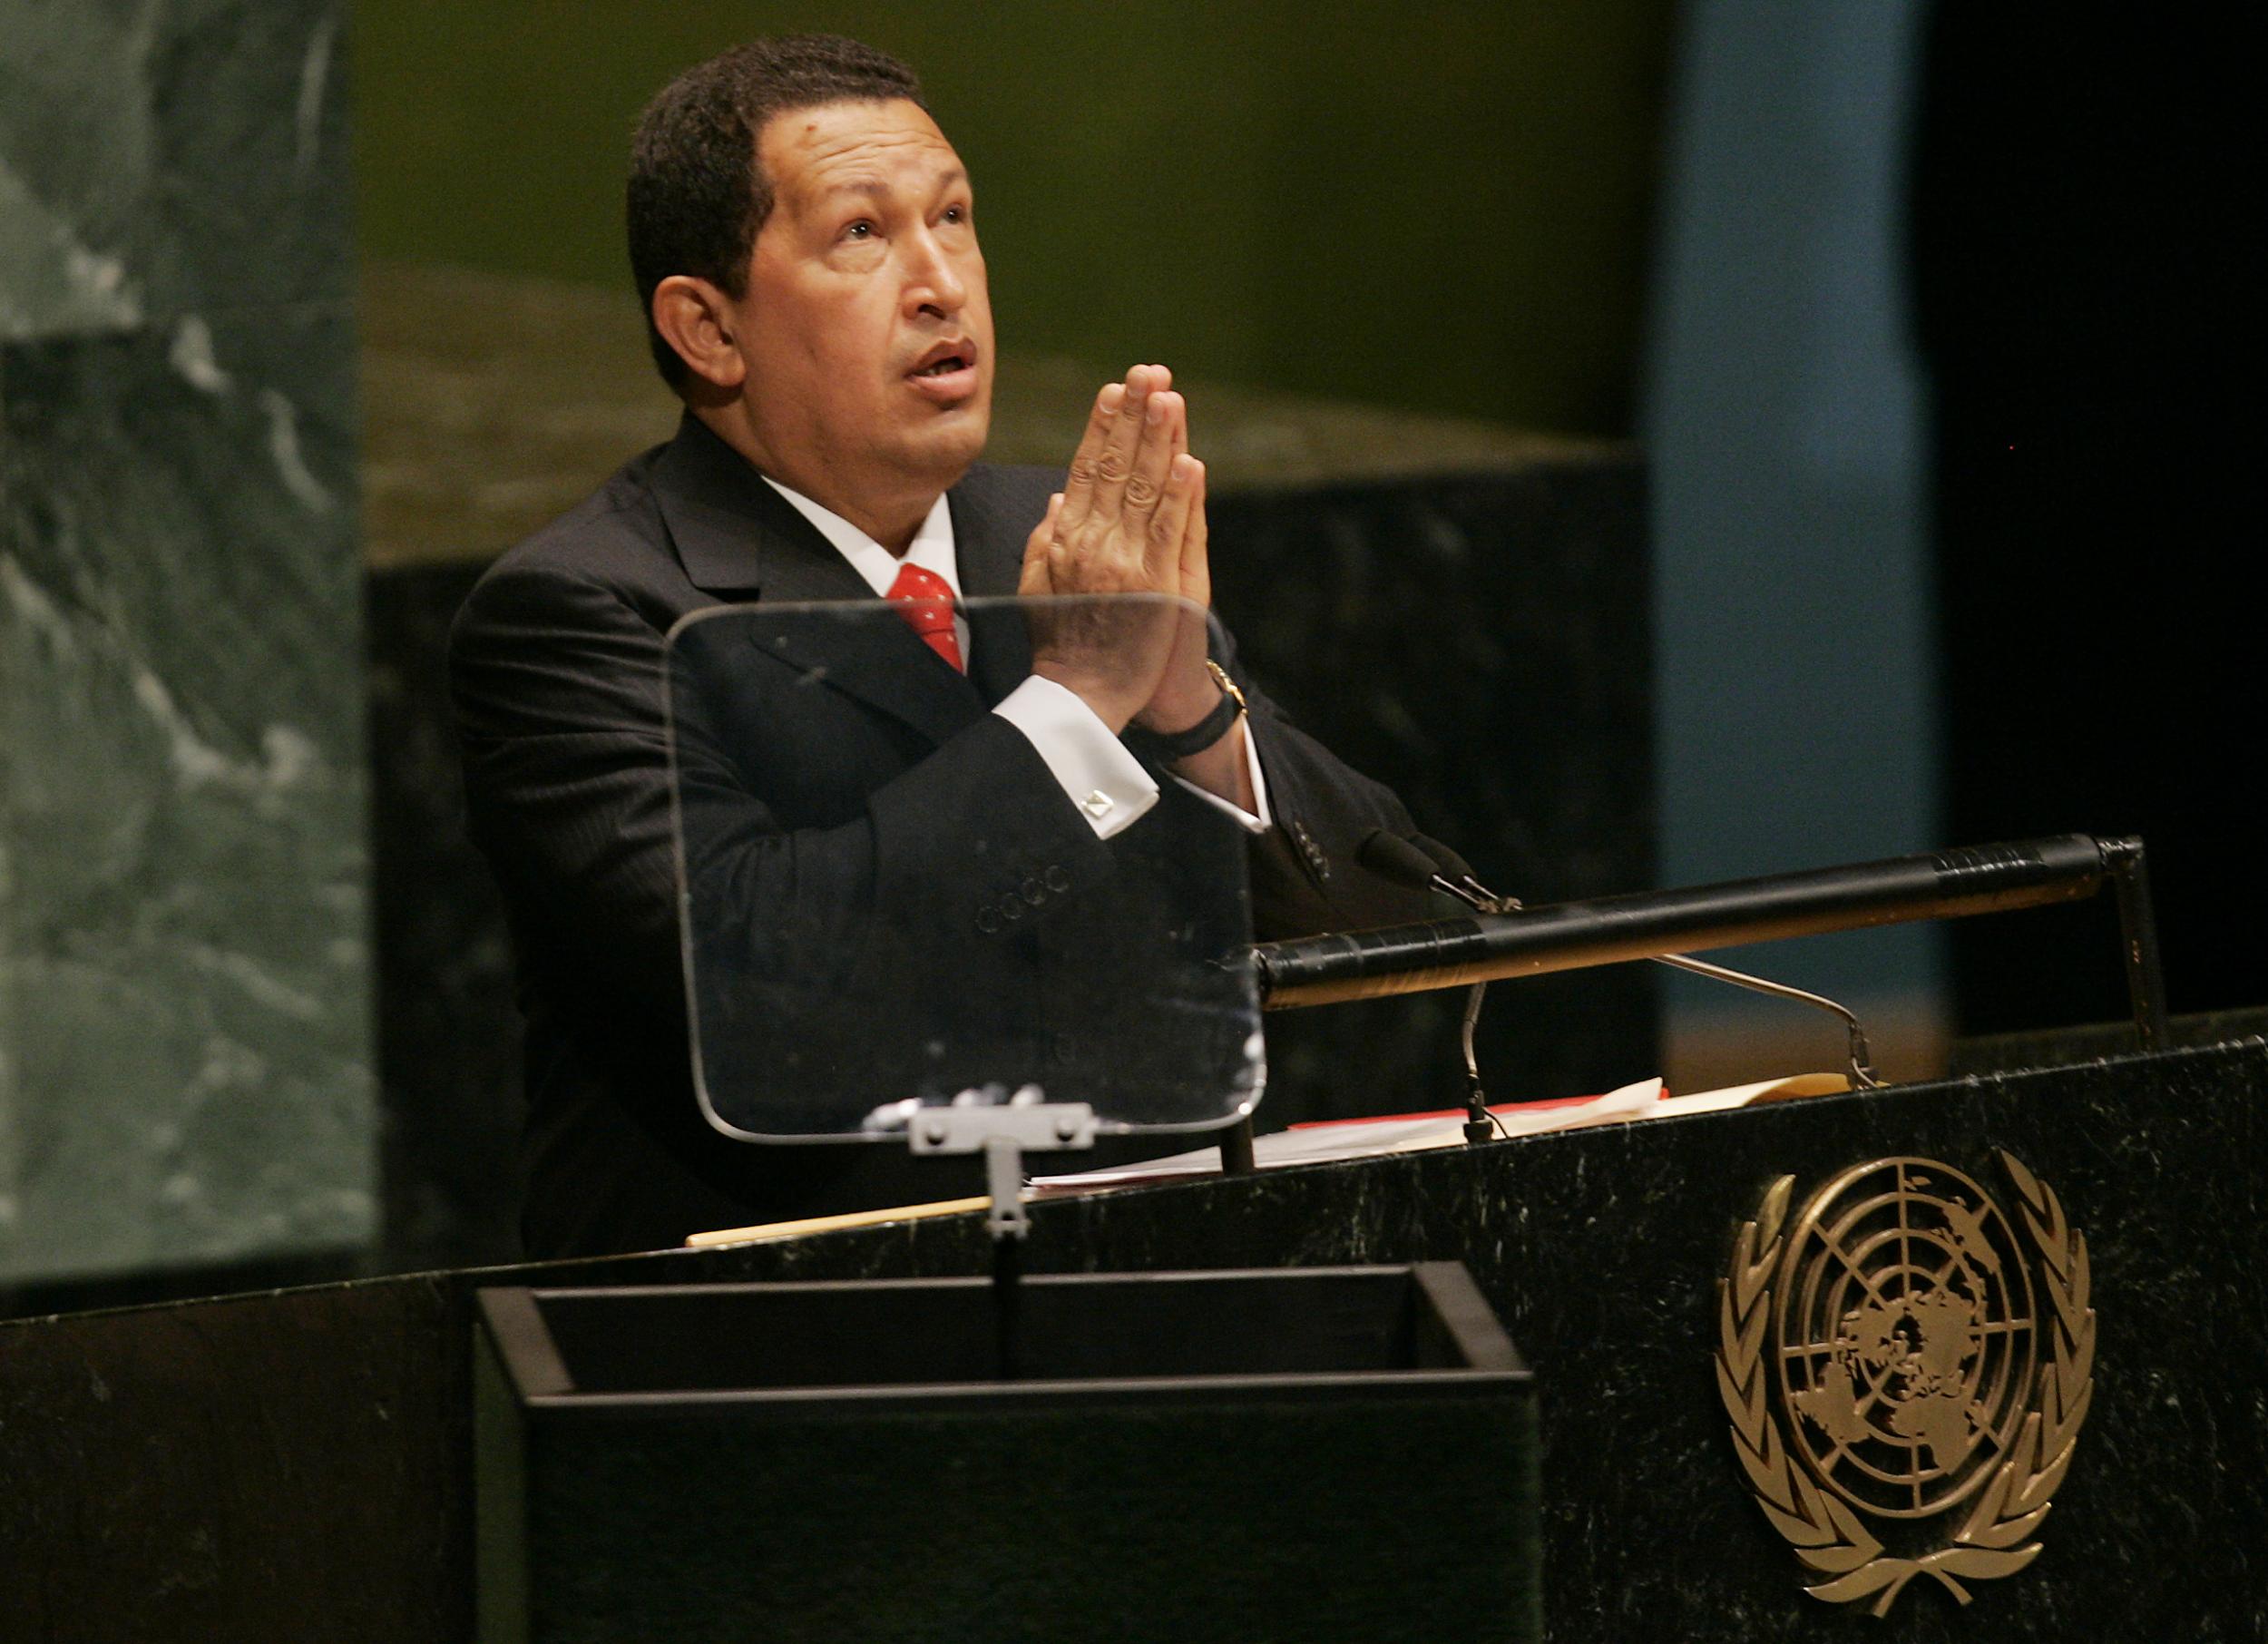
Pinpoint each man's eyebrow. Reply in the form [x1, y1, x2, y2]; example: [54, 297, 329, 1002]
[811, 166, 967, 201]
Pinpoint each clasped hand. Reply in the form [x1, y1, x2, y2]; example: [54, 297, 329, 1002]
[1020, 364, 1216, 735]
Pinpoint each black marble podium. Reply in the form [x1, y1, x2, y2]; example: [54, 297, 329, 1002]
[473, 1267, 1537, 1643]
[3, 1038, 2261, 1641]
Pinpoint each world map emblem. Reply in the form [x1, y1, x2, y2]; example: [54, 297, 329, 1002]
[1715, 1151, 2096, 1617]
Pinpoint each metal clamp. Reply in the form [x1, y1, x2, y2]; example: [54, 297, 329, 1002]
[904, 1093, 1098, 1248]
[904, 1094, 1098, 1156]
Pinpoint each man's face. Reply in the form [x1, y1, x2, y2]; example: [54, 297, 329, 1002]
[728, 98, 992, 505]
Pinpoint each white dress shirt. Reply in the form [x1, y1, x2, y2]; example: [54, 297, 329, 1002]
[760, 477, 1270, 841]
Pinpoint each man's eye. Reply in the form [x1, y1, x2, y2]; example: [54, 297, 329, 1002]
[942, 206, 966, 224]
[843, 220, 875, 241]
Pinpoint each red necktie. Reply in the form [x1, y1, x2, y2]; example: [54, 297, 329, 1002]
[888, 562, 963, 673]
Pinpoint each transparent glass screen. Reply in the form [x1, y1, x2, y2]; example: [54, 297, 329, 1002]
[666, 594, 1263, 1141]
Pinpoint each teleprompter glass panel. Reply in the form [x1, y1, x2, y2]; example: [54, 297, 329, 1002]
[665, 594, 1263, 1141]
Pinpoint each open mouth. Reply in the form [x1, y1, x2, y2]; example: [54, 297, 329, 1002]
[904, 341, 981, 404]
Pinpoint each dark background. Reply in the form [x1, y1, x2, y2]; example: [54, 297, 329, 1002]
[1910, 9, 2262, 1032]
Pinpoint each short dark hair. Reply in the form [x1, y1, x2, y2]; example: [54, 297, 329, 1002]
[627, 35, 926, 388]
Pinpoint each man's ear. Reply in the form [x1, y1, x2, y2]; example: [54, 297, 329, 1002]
[651, 276, 748, 393]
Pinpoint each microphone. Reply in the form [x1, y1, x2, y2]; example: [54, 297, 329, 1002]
[1404, 836, 1512, 916]
[1356, 830, 1504, 1143]
[1358, 830, 1882, 1092]
[1355, 828, 1452, 894]
[1409, 835, 1520, 913]
[1356, 830, 1514, 915]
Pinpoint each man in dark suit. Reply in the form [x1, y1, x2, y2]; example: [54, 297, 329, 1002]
[451, 35, 1423, 1257]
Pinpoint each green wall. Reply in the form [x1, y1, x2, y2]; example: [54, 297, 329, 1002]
[354, 3, 1671, 436]
[3, 0, 374, 1285]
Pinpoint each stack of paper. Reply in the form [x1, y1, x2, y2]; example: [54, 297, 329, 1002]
[1029, 1072, 1849, 1195]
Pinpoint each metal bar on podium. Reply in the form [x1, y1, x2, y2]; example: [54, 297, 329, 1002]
[2097, 835, 2170, 1049]
[1248, 834, 2159, 1050]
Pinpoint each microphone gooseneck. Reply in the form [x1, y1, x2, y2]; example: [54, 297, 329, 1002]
[1357, 831, 1883, 1092]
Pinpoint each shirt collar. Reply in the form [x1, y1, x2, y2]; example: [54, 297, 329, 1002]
[758, 477, 961, 600]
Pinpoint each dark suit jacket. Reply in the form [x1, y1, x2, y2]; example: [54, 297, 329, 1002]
[451, 414, 1422, 1257]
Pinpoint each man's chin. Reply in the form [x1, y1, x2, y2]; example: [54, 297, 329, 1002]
[894, 409, 991, 486]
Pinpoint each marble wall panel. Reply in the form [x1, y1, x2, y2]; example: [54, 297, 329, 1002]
[367, 560, 522, 1269]
[0, 0, 351, 335]
[0, 0, 368, 1283]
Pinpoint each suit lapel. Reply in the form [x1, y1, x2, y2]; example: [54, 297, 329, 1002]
[650, 413, 865, 602]
[650, 415, 985, 749]
[948, 474, 1037, 708]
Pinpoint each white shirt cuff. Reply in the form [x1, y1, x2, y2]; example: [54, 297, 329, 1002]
[1169, 720, 1272, 834]
[992, 675, 1159, 840]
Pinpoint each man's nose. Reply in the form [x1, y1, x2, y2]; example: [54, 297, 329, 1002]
[904, 229, 969, 318]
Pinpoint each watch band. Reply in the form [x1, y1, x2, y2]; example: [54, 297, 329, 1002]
[1122, 660, 1248, 764]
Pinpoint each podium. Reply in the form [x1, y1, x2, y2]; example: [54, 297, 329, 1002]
[2, 1035, 2262, 1639]
[474, 1267, 1534, 1642]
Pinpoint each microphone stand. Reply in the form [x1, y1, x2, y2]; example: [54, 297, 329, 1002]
[1380, 837, 1885, 1141]
[1344, 833, 2180, 1141]
[1457, 981, 1496, 1145]
[1651, 953, 1879, 1089]
[1406, 871, 1511, 1143]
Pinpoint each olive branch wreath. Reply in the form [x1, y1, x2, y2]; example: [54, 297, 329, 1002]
[1713, 1151, 2095, 1619]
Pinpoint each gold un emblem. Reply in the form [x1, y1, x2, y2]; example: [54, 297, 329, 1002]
[1715, 1152, 2095, 1617]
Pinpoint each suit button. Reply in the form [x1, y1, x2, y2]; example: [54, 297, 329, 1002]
[999, 894, 1024, 922]
[977, 907, 1001, 935]
[1045, 866, 1070, 893]
[1021, 877, 1045, 905]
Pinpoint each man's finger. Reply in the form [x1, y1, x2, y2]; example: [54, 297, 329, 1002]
[1121, 388, 1184, 543]
[1017, 491, 1065, 597]
[1145, 452, 1200, 586]
[1178, 458, 1209, 601]
[1084, 364, 1157, 527]
[1055, 385, 1121, 537]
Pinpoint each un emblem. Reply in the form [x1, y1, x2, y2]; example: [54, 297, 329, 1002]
[1716, 1152, 2095, 1617]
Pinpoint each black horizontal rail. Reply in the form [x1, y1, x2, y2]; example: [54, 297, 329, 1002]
[1249, 833, 2166, 1048]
